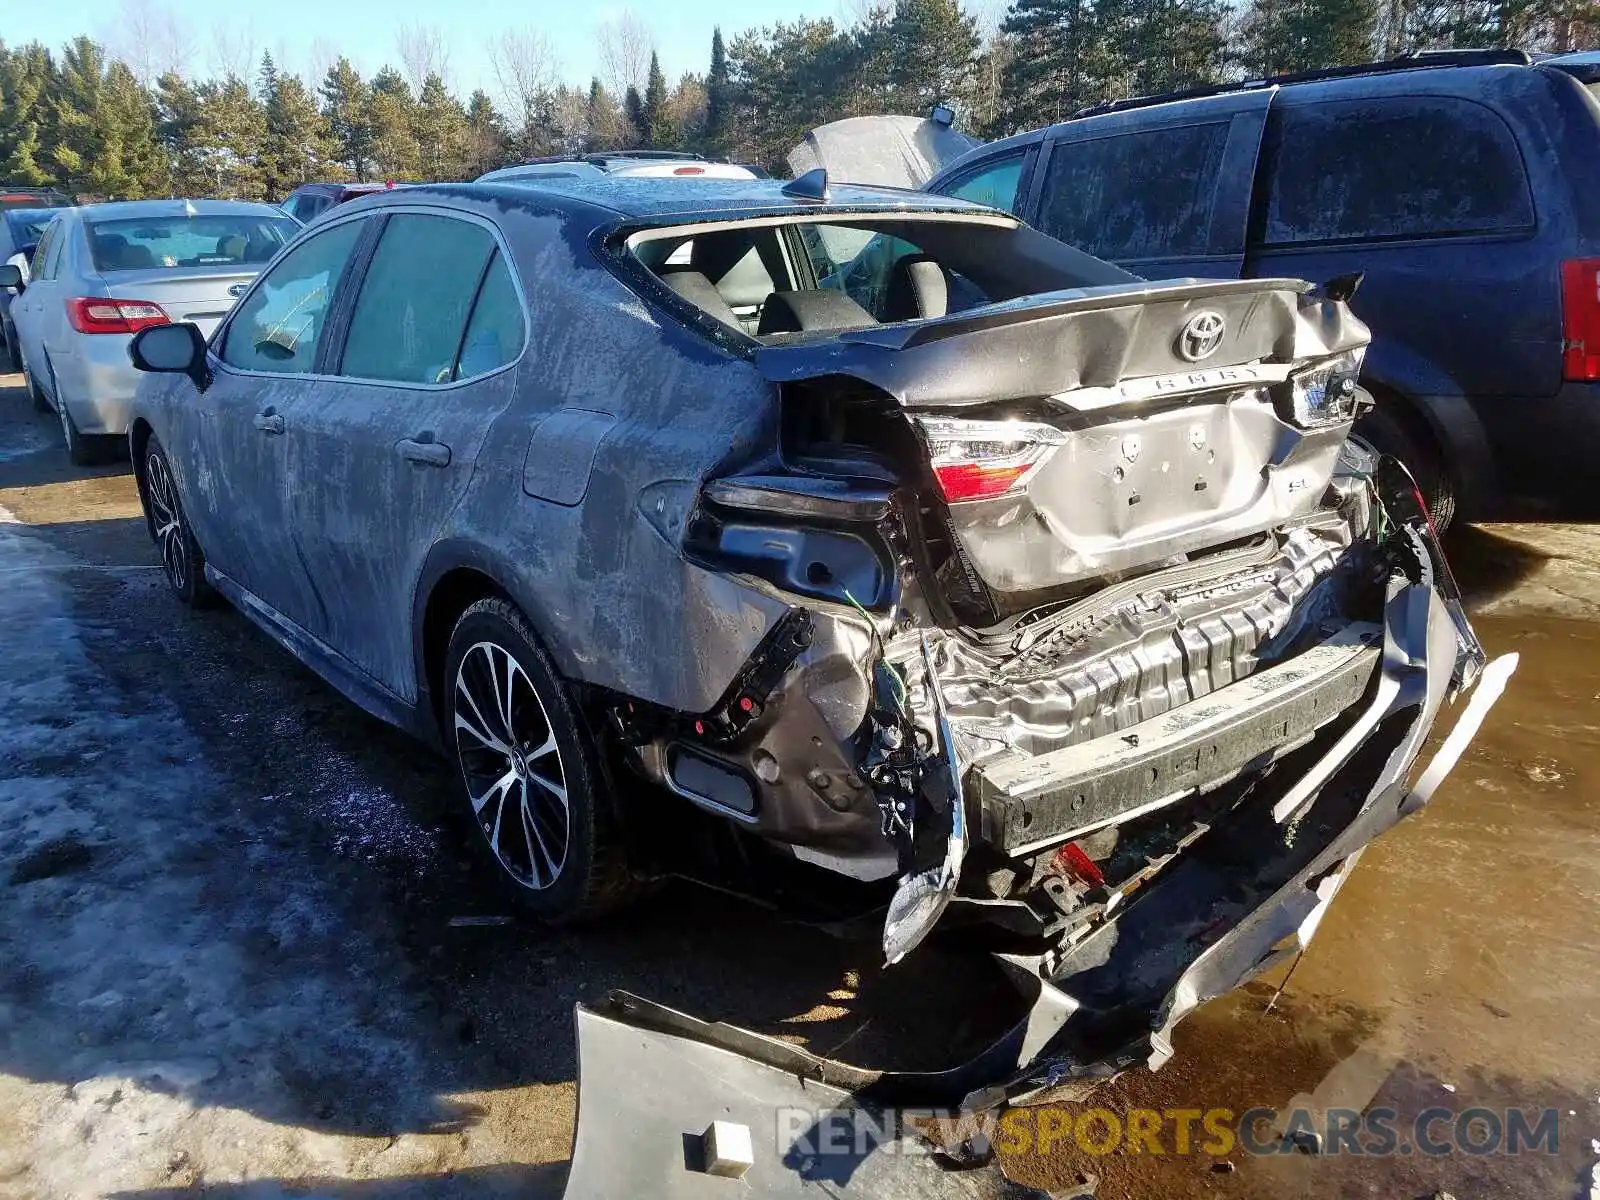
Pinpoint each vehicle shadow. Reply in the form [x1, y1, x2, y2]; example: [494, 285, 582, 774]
[0, 506, 1024, 1158]
[110, 1163, 571, 1199]
[1443, 522, 1554, 607]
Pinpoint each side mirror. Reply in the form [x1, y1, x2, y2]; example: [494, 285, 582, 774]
[130, 322, 212, 393]
[0, 263, 22, 291]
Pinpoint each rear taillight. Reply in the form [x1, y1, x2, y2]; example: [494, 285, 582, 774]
[65, 297, 170, 335]
[1561, 258, 1600, 380]
[915, 416, 1064, 503]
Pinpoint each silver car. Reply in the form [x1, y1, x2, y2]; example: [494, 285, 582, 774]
[5, 199, 299, 464]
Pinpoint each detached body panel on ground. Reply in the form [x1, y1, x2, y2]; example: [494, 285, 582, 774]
[123, 179, 1507, 1192]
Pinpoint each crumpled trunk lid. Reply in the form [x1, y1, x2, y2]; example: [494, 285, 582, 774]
[757, 277, 1369, 607]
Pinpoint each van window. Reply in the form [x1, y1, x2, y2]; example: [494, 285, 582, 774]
[1037, 122, 1229, 261]
[1258, 98, 1534, 245]
[941, 154, 1024, 215]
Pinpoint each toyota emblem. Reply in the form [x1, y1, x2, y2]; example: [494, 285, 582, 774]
[1177, 310, 1226, 362]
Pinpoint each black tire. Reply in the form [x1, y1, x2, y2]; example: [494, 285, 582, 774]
[443, 598, 634, 923]
[1353, 404, 1456, 532]
[56, 391, 118, 466]
[141, 435, 217, 607]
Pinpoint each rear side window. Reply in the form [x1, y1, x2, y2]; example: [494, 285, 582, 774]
[1259, 98, 1534, 245]
[221, 218, 364, 374]
[30, 223, 55, 278]
[454, 252, 524, 381]
[339, 213, 499, 385]
[1037, 123, 1229, 261]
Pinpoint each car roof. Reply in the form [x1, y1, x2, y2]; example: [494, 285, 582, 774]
[75, 198, 293, 221]
[357, 177, 1004, 229]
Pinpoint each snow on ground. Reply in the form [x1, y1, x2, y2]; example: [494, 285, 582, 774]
[0, 508, 561, 1198]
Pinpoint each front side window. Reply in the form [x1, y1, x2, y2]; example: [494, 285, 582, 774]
[1259, 97, 1535, 245]
[941, 154, 1024, 214]
[339, 214, 499, 384]
[1038, 122, 1230, 261]
[221, 218, 365, 375]
[87, 213, 297, 272]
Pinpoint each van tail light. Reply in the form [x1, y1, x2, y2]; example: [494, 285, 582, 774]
[1561, 258, 1600, 380]
[915, 416, 1065, 503]
[65, 297, 170, 335]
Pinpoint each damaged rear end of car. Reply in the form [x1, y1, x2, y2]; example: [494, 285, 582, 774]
[567, 196, 1511, 1194]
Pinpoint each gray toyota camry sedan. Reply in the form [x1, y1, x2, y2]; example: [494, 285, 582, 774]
[123, 177, 1511, 1109]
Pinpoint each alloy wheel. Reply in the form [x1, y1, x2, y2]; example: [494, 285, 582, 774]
[144, 450, 189, 594]
[452, 640, 571, 890]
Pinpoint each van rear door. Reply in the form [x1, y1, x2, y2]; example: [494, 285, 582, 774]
[1025, 89, 1274, 280]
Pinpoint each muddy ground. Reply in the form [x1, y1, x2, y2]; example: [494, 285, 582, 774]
[0, 370, 1596, 1199]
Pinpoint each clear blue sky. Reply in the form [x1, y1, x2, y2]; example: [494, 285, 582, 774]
[9, 0, 850, 100]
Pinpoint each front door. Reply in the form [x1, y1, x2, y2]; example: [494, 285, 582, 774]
[184, 215, 370, 618]
[276, 210, 527, 701]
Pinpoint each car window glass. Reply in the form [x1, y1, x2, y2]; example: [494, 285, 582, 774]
[340, 214, 497, 384]
[454, 251, 525, 381]
[1038, 123, 1230, 261]
[800, 226, 921, 315]
[1259, 98, 1534, 245]
[42, 222, 68, 280]
[30, 223, 54, 279]
[220, 218, 364, 374]
[943, 155, 1024, 214]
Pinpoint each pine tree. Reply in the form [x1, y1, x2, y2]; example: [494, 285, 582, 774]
[464, 89, 507, 176]
[262, 56, 336, 196]
[49, 37, 159, 198]
[624, 84, 645, 144]
[414, 72, 469, 180]
[0, 43, 60, 187]
[998, 0, 1124, 130]
[1237, 0, 1377, 75]
[192, 76, 268, 200]
[886, 0, 981, 114]
[155, 71, 206, 194]
[642, 52, 668, 148]
[586, 78, 625, 151]
[1112, 0, 1229, 96]
[320, 57, 372, 181]
[705, 28, 730, 155]
[367, 65, 420, 180]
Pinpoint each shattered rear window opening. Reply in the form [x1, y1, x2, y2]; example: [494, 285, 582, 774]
[621, 211, 1135, 342]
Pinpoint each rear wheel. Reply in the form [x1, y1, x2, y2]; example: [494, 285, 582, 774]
[1353, 403, 1456, 532]
[142, 435, 216, 607]
[443, 598, 634, 923]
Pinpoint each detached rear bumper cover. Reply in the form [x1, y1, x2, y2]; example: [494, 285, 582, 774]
[561, 557, 1513, 1196]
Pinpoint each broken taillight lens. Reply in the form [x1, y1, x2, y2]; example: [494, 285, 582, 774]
[1561, 258, 1600, 381]
[915, 416, 1064, 503]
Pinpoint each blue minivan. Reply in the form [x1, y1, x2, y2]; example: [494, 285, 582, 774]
[927, 50, 1600, 527]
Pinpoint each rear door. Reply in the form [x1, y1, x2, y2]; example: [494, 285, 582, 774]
[1029, 91, 1273, 279]
[10, 218, 58, 372]
[276, 209, 528, 701]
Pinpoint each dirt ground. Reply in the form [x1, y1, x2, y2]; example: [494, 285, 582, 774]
[0, 370, 1596, 1199]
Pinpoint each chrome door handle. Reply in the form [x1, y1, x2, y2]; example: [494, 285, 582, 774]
[397, 437, 450, 467]
[253, 411, 284, 434]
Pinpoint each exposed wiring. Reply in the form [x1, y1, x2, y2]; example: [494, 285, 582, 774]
[843, 586, 909, 714]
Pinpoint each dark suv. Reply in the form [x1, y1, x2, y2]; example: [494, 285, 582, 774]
[928, 49, 1600, 527]
[279, 181, 405, 225]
